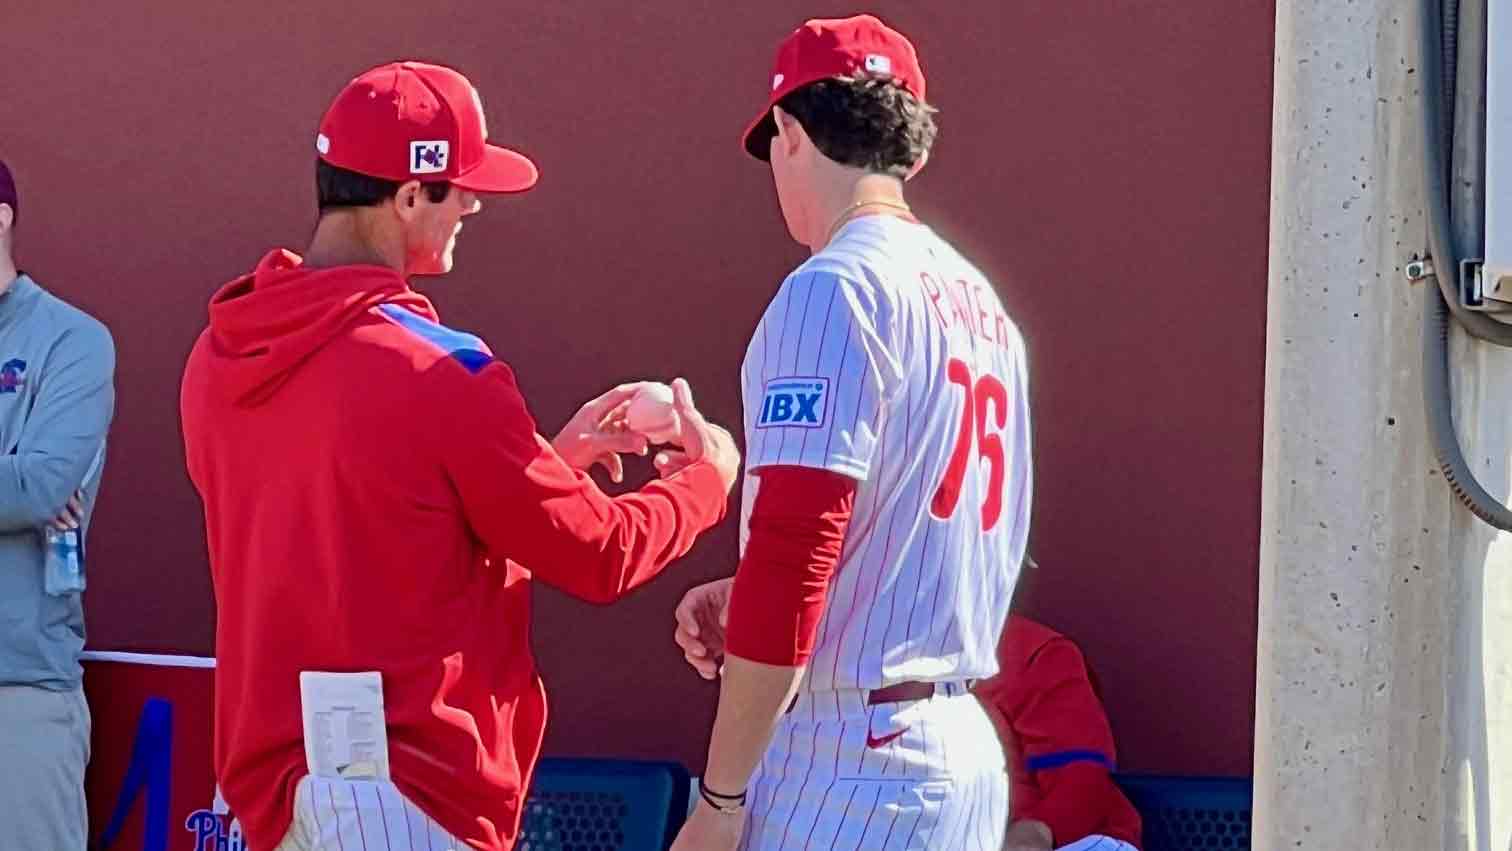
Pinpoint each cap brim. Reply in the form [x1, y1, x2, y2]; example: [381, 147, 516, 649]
[742, 106, 777, 162]
[452, 144, 539, 193]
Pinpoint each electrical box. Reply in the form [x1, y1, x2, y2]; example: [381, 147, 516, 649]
[1484, 0, 1512, 303]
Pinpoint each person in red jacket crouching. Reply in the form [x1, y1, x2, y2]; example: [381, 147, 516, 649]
[976, 607, 1143, 851]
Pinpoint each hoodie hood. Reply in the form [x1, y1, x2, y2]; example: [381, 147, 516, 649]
[205, 249, 436, 404]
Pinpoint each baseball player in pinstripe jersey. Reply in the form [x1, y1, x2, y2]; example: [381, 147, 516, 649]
[664, 14, 1032, 851]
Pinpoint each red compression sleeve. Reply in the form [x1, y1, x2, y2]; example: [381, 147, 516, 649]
[724, 466, 857, 666]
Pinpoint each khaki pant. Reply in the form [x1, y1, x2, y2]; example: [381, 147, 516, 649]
[0, 685, 90, 851]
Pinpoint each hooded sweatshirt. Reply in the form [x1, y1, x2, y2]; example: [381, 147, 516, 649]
[977, 616, 1143, 848]
[181, 249, 727, 851]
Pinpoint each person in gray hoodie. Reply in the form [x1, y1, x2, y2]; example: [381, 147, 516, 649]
[0, 157, 116, 851]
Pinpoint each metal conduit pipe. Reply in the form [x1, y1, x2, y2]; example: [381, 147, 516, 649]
[1420, 0, 1512, 529]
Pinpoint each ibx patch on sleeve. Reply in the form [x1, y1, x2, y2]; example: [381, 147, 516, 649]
[756, 377, 830, 429]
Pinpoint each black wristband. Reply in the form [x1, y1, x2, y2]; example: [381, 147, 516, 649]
[699, 783, 747, 813]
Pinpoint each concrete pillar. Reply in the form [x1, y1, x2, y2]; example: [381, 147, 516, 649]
[1260, 0, 1512, 848]
[1258, 0, 1449, 848]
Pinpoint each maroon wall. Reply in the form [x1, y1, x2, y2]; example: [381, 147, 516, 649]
[6, 0, 1273, 777]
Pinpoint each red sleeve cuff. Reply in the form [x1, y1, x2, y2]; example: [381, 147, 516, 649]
[648, 459, 731, 526]
[724, 466, 856, 666]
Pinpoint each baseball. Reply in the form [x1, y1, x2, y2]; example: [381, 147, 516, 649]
[625, 383, 682, 444]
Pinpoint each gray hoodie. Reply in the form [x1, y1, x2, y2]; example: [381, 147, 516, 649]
[0, 273, 115, 689]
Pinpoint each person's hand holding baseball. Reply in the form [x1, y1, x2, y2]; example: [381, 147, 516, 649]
[551, 382, 654, 483]
[651, 379, 740, 494]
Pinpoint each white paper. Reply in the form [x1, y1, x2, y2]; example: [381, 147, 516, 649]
[299, 671, 390, 780]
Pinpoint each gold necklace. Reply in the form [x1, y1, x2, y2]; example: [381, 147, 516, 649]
[824, 199, 913, 245]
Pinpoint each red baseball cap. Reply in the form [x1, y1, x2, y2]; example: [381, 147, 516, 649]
[742, 14, 927, 161]
[317, 61, 538, 193]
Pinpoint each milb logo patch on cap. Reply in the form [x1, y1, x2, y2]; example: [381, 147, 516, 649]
[410, 140, 449, 175]
[757, 377, 830, 429]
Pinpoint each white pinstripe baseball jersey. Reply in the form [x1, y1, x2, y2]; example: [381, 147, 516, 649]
[739, 213, 1032, 692]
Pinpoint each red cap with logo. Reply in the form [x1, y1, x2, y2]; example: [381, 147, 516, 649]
[742, 14, 927, 161]
[317, 61, 538, 193]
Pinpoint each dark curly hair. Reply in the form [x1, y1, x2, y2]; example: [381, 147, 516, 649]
[747, 77, 938, 178]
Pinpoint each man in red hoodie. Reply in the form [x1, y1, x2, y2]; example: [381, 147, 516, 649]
[976, 611, 1143, 851]
[180, 61, 740, 851]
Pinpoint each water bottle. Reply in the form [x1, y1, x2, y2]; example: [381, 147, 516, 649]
[43, 445, 105, 597]
[43, 525, 84, 595]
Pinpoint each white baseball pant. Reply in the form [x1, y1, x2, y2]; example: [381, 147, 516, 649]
[737, 683, 1007, 850]
[272, 775, 467, 851]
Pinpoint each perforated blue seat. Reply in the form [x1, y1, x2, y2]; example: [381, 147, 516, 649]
[1114, 775, 1252, 851]
[519, 759, 689, 851]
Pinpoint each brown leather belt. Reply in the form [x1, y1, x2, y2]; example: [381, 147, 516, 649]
[867, 680, 943, 705]
[786, 680, 975, 714]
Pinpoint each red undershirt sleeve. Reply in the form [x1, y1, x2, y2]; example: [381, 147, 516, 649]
[724, 465, 857, 666]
